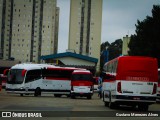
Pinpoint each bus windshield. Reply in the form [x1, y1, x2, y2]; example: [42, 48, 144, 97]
[7, 69, 24, 84]
[72, 74, 92, 81]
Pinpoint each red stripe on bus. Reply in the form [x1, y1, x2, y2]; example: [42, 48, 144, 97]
[103, 79, 155, 82]
[103, 80, 115, 82]
[45, 77, 70, 81]
[71, 81, 93, 86]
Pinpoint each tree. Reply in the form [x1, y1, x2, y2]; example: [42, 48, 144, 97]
[100, 39, 122, 71]
[108, 39, 122, 60]
[128, 5, 160, 65]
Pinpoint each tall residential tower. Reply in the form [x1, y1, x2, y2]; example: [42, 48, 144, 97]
[68, 0, 102, 70]
[0, 0, 59, 63]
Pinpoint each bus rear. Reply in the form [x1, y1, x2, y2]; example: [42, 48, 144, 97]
[103, 56, 158, 111]
[157, 69, 160, 102]
[71, 70, 94, 99]
[0, 76, 2, 91]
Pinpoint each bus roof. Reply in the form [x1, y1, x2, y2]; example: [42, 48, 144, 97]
[104, 56, 157, 65]
[11, 63, 85, 71]
[11, 63, 56, 70]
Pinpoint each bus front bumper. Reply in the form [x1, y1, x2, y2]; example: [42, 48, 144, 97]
[111, 95, 157, 104]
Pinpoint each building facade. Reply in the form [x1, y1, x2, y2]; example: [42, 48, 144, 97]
[122, 35, 130, 55]
[0, 0, 59, 63]
[68, 0, 102, 70]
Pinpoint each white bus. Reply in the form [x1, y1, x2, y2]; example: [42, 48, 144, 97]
[70, 70, 94, 99]
[157, 69, 160, 102]
[102, 56, 158, 111]
[6, 63, 81, 97]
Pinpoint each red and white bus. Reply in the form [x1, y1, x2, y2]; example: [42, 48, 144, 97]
[0, 76, 2, 91]
[0, 69, 9, 88]
[93, 76, 99, 92]
[157, 69, 160, 102]
[70, 70, 94, 99]
[102, 56, 158, 111]
[6, 63, 81, 97]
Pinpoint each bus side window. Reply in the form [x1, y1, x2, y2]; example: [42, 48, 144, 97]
[25, 70, 41, 83]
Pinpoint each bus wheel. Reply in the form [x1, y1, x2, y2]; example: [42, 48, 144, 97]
[20, 94, 23, 97]
[138, 104, 148, 111]
[87, 95, 92, 99]
[54, 94, 62, 97]
[34, 88, 41, 97]
[66, 94, 70, 97]
[104, 102, 109, 107]
[71, 95, 75, 99]
[109, 102, 115, 109]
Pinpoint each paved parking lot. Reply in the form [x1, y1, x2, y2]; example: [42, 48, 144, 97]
[0, 89, 160, 120]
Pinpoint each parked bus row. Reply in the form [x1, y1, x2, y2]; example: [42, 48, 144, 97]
[4, 63, 94, 99]
[0, 56, 159, 111]
[102, 56, 158, 111]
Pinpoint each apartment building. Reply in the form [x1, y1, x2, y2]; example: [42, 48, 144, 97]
[68, 0, 102, 70]
[122, 35, 130, 56]
[0, 0, 59, 63]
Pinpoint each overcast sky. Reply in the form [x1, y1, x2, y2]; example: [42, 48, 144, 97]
[57, 0, 160, 53]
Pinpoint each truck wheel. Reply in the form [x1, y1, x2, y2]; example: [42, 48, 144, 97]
[34, 88, 41, 97]
[20, 94, 23, 97]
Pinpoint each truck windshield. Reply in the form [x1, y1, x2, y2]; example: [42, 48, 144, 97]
[7, 69, 24, 84]
[72, 74, 92, 81]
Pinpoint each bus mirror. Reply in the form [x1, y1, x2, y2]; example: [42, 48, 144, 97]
[22, 69, 27, 76]
[3, 69, 9, 75]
